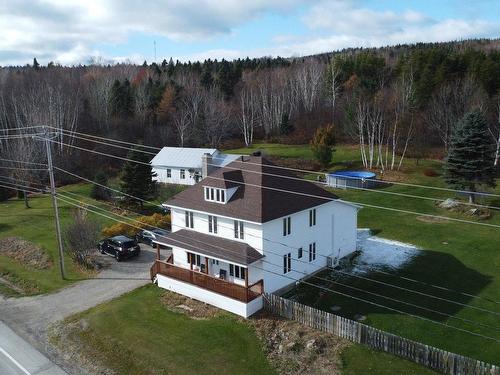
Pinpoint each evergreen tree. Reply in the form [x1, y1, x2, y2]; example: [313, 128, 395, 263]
[279, 113, 294, 135]
[90, 171, 111, 201]
[0, 186, 10, 202]
[444, 110, 496, 203]
[200, 65, 213, 89]
[32, 57, 40, 70]
[109, 79, 134, 117]
[310, 125, 336, 169]
[120, 147, 157, 209]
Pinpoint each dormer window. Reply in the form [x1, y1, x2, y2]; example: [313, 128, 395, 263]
[204, 186, 226, 203]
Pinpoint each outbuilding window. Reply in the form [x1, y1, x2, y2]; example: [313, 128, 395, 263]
[166, 169, 171, 178]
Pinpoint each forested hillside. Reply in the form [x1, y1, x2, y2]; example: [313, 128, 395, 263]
[0, 38, 499, 177]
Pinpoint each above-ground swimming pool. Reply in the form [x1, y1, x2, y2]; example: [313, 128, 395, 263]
[326, 170, 378, 189]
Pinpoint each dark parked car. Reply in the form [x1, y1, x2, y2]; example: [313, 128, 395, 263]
[98, 235, 140, 261]
[136, 229, 170, 247]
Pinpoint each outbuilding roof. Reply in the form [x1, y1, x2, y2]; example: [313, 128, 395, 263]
[150, 147, 217, 169]
[154, 229, 264, 265]
[165, 156, 339, 223]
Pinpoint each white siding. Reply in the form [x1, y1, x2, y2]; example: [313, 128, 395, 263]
[157, 274, 263, 318]
[261, 200, 358, 293]
[154, 166, 199, 185]
[170, 208, 264, 252]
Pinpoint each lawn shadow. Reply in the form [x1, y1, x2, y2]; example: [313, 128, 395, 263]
[286, 249, 493, 323]
[0, 223, 13, 232]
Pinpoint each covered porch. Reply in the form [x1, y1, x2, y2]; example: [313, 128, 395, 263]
[150, 229, 264, 317]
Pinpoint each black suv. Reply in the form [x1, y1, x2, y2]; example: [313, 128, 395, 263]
[98, 235, 140, 261]
[135, 229, 169, 247]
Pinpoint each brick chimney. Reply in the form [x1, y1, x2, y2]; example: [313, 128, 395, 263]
[202, 153, 213, 179]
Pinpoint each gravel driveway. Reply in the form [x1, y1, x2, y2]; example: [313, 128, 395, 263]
[0, 244, 166, 373]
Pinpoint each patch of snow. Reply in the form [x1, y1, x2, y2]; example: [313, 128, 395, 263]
[351, 229, 420, 273]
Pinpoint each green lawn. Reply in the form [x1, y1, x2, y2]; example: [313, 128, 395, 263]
[226, 143, 500, 365]
[53, 284, 437, 375]
[54, 285, 275, 375]
[0, 183, 115, 294]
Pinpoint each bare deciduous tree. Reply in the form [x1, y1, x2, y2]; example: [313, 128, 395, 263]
[63, 207, 100, 269]
[237, 78, 258, 146]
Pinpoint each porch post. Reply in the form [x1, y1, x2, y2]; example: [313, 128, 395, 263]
[205, 257, 209, 274]
[156, 243, 160, 260]
[245, 267, 249, 302]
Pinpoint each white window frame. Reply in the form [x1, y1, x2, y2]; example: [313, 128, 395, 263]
[166, 169, 171, 178]
[208, 215, 218, 234]
[283, 253, 291, 274]
[283, 216, 291, 236]
[309, 242, 316, 262]
[309, 209, 316, 227]
[180, 169, 186, 179]
[185, 210, 194, 228]
[234, 220, 244, 239]
[204, 186, 226, 203]
[229, 264, 246, 280]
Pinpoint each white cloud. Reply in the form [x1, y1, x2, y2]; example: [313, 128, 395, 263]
[0, 0, 303, 65]
[0, 0, 498, 66]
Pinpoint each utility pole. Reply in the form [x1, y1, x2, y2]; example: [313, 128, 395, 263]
[43, 128, 66, 279]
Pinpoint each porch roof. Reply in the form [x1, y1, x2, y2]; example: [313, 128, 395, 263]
[154, 229, 264, 266]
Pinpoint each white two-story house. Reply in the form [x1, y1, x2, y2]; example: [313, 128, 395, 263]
[150, 155, 359, 318]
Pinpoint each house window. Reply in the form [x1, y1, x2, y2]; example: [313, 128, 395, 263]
[298, 247, 303, 259]
[166, 169, 171, 178]
[204, 187, 226, 203]
[229, 264, 246, 280]
[208, 215, 218, 234]
[185, 211, 194, 228]
[187, 252, 201, 267]
[283, 253, 291, 274]
[234, 220, 244, 239]
[211, 259, 219, 265]
[309, 209, 316, 226]
[309, 242, 316, 262]
[180, 169, 186, 179]
[283, 216, 291, 236]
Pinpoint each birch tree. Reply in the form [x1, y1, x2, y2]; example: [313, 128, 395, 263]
[237, 81, 258, 146]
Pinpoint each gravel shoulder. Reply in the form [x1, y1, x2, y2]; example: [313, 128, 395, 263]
[0, 245, 161, 374]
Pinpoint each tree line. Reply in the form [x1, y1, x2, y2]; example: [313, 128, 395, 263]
[0, 39, 499, 193]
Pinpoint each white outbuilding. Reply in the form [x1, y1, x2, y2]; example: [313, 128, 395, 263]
[151, 147, 241, 185]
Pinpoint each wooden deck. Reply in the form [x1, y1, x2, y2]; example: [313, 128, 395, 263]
[150, 259, 263, 303]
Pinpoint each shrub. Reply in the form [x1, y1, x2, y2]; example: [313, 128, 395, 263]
[101, 213, 171, 238]
[63, 208, 100, 269]
[423, 168, 440, 177]
[90, 171, 111, 201]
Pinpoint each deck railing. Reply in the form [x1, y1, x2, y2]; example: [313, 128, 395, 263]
[150, 260, 263, 303]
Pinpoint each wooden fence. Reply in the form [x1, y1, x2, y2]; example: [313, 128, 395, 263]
[263, 293, 499, 375]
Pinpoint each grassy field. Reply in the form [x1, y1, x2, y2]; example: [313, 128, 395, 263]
[53, 284, 437, 375]
[54, 285, 275, 375]
[0, 183, 117, 295]
[227, 143, 500, 365]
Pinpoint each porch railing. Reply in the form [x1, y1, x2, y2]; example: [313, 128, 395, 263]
[150, 260, 263, 303]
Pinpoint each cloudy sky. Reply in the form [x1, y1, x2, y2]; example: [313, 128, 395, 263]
[1, 0, 499, 66]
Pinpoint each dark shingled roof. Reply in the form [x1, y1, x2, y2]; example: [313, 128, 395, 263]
[165, 156, 338, 223]
[158, 229, 263, 265]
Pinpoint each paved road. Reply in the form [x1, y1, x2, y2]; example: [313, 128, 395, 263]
[0, 321, 66, 375]
[0, 244, 163, 374]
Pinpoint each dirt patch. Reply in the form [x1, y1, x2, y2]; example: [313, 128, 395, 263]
[416, 215, 449, 224]
[49, 319, 114, 375]
[436, 199, 492, 220]
[0, 237, 53, 269]
[160, 290, 221, 319]
[249, 312, 349, 375]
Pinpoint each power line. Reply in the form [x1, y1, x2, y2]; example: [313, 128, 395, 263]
[52, 194, 500, 343]
[0, 158, 47, 166]
[0, 165, 48, 171]
[53, 126, 500, 199]
[46, 138, 500, 229]
[0, 125, 47, 133]
[49, 131, 500, 212]
[53, 166, 500, 308]
[57, 189, 500, 321]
